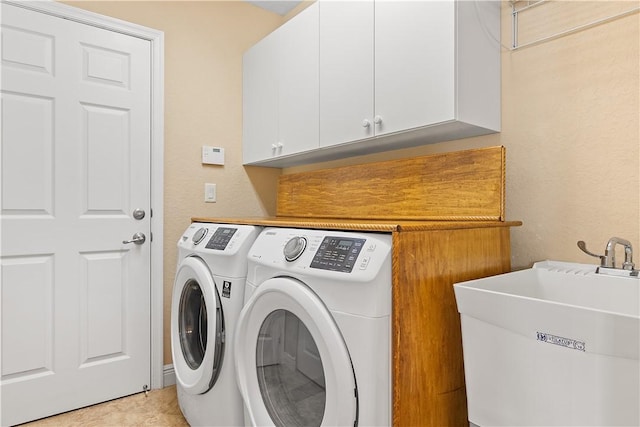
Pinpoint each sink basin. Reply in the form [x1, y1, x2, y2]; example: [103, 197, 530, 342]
[457, 260, 638, 318]
[454, 261, 639, 426]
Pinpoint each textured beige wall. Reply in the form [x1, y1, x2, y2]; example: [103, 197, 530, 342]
[63, 0, 283, 365]
[63, 1, 639, 366]
[286, 2, 640, 272]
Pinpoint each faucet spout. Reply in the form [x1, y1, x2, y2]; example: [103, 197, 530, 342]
[605, 237, 634, 270]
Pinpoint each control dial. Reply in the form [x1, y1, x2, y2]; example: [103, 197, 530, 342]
[192, 227, 208, 245]
[284, 236, 307, 262]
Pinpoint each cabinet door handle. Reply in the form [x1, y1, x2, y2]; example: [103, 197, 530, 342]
[374, 115, 383, 125]
[362, 119, 371, 128]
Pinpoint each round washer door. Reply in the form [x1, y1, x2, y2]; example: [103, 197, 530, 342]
[171, 256, 224, 395]
[235, 277, 357, 427]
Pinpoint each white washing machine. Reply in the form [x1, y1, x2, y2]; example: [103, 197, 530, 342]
[234, 227, 392, 426]
[172, 222, 261, 426]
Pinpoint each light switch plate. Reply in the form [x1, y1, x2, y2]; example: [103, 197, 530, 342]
[204, 183, 216, 203]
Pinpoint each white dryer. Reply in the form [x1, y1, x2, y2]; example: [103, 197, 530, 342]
[172, 222, 261, 426]
[234, 227, 392, 426]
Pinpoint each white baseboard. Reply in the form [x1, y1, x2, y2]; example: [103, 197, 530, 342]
[163, 364, 176, 387]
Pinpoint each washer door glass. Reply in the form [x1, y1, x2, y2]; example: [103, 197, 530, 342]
[234, 277, 357, 427]
[179, 279, 208, 370]
[172, 256, 223, 395]
[257, 310, 325, 427]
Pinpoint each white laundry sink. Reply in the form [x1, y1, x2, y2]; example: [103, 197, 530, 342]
[454, 261, 639, 427]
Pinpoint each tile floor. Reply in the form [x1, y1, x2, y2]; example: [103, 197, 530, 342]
[22, 385, 189, 427]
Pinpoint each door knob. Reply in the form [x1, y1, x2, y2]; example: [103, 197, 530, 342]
[123, 232, 146, 245]
[132, 208, 145, 220]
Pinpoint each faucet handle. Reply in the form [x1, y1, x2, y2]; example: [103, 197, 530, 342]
[577, 241, 607, 267]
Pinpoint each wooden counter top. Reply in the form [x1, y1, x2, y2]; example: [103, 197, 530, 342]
[191, 216, 522, 233]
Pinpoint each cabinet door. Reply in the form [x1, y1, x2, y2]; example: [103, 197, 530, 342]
[319, 1, 374, 147]
[374, 1, 455, 136]
[243, 31, 279, 164]
[278, 2, 319, 157]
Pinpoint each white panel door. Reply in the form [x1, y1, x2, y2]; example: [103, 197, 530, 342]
[1, 3, 152, 425]
[374, 1, 455, 135]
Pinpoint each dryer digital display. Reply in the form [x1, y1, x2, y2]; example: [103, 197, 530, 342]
[205, 227, 237, 250]
[310, 237, 366, 273]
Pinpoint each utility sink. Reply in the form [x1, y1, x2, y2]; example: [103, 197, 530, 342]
[454, 261, 639, 426]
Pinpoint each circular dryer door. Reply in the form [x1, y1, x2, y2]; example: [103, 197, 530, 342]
[171, 256, 224, 395]
[235, 277, 357, 427]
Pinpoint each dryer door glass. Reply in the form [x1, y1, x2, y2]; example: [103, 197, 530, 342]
[179, 279, 208, 370]
[256, 309, 326, 427]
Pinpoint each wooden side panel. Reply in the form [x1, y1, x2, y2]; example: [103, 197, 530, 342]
[391, 226, 512, 426]
[277, 146, 505, 220]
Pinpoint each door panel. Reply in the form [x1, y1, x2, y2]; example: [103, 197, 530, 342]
[1, 255, 54, 379]
[79, 250, 127, 364]
[1, 92, 54, 214]
[1, 24, 54, 74]
[82, 42, 131, 88]
[82, 103, 130, 213]
[1, 3, 151, 425]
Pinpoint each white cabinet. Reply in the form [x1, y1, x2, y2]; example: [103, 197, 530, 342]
[243, 0, 500, 167]
[320, 0, 500, 149]
[243, 3, 319, 164]
[243, 30, 279, 164]
[319, 1, 374, 147]
[374, 1, 457, 136]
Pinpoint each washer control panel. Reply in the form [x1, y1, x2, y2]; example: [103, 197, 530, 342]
[250, 228, 391, 278]
[310, 236, 366, 273]
[189, 226, 237, 250]
[205, 227, 237, 250]
[178, 222, 263, 280]
[180, 223, 261, 256]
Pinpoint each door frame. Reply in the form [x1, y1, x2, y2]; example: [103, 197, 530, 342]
[3, 0, 165, 390]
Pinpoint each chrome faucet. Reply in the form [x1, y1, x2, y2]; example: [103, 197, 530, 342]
[605, 237, 634, 270]
[577, 237, 637, 277]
